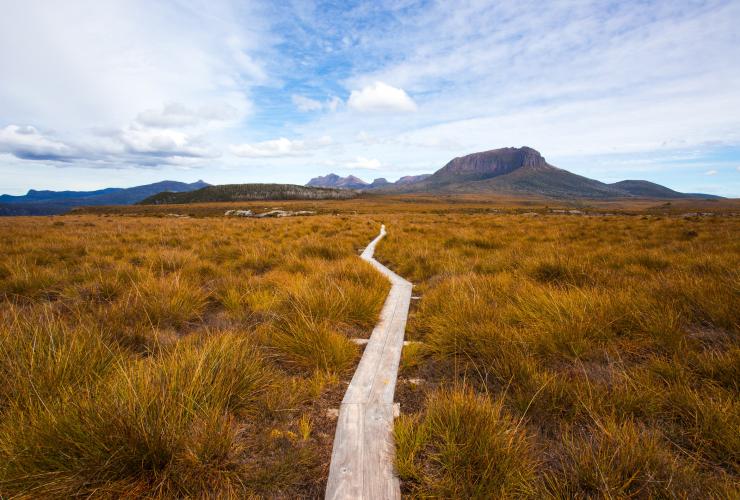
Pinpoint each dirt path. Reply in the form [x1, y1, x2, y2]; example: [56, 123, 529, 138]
[325, 225, 412, 500]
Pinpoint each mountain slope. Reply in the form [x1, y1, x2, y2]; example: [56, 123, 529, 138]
[457, 162, 627, 198]
[139, 184, 357, 204]
[384, 147, 718, 199]
[608, 180, 721, 199]
[397, 147, 623, 198]
[395, 174, 432, 185]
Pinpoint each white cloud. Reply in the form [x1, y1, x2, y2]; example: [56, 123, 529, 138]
[292, 95, 323, 112]
[347, 156, 382, 170]
[136, 102, 240, 128]
[0, 125, 76, 160]
[704, 169, 718, 176]
[0, 0, 262, 169]
[231, 137, 304, 157]
[119, 127, 213, 158]
[230, 135, 333, 158]
[347, 82, 417, 113]
[292, 95, 344, 113]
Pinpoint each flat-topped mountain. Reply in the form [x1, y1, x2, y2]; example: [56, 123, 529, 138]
[427, 146, 548, 184]
[305, 147, 719, 199]
[401, 147, 623, 198]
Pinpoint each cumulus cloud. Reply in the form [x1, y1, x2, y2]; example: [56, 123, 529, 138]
[347, 156, 382, 169]
[347, 82, 417, 113]
[119, 127, 214, 158]
[230, 135, 332, 158]
[0, 121, 218, 167]
[0, 125, 76, 161]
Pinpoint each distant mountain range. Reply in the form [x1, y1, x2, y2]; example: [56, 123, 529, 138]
[139, 184, 357, 205]
[305, 147, 720, 199]
[0, 180, 209, 215]
[1, 147, 722, 216]
[307, 173, 431, 190]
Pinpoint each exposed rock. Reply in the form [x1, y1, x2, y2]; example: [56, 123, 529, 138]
[224, 209, 316, 218]
[428, 146, 548, 184]
[255, 210, 316, 218]
[224, 209, 254, 217]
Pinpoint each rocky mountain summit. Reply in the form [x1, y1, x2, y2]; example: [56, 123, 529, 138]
[304, 146, 720, 200]
[427, 146, 549, 184]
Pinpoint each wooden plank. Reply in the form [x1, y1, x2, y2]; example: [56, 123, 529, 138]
[326, 225, 411, 500]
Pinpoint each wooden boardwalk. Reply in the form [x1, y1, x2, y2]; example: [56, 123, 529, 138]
[325, 225, 412, 500]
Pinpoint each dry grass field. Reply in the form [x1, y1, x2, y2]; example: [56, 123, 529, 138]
[375, 211, 740, 497]
[1, 199, 738, 498]
[0, 214, 388, 497]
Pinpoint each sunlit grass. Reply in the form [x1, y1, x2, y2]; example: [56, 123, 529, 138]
[377, 212, 740, 497]
[1, 204, 738, 497]
[0, 214, 388, 497]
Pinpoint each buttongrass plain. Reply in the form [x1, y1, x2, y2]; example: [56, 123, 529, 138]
[0, 214, 388, 498]
[376, 211, 739, 497]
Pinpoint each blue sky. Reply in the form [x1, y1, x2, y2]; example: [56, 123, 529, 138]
[1, 0, 739, 196]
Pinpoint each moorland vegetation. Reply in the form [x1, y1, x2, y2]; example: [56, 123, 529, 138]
[374, 211, 740, 497]
[0, 215, 387, 497]
[0, 198, 738, 498]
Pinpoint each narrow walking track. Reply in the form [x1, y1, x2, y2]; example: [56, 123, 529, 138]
[326, 225, 412, 500]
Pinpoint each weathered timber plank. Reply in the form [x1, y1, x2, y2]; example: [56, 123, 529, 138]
[326, 225, 411, 500]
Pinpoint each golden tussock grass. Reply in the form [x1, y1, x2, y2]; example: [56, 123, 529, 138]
[377, 211, 739, 497]
[1, 200, 738, 497]
[0, 214, 388, 497]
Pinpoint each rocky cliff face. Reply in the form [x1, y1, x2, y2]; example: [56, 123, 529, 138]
[427, 146, 551, 184]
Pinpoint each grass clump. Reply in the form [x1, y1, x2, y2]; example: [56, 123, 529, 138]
[0, 333, 279, 497]
[395, 388, 537, 498]
[265, 314, 358, 374]
[547, 419, 713, 498]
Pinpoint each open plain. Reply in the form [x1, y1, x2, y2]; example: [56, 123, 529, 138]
[0, 196, 738, 497]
